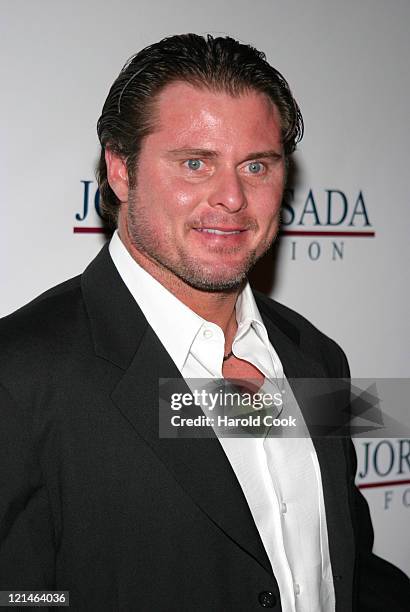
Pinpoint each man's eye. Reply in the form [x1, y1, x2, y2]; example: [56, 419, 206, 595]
[247, 161, 264, 174]
[185, 159, 204, 171]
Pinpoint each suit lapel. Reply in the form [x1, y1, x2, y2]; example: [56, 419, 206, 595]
[110, 324, 273, 575]
[82, 246, 272, 575]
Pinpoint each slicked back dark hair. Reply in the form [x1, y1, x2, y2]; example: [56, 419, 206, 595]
[96, 33, 303, 227]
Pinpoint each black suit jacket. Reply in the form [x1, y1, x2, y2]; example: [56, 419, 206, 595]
[0, 244, 408, 611]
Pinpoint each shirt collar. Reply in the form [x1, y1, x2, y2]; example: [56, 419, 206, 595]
[235, 282, 271, 345]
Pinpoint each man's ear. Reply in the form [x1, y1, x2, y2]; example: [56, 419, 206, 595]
[105, 148, 129, 203]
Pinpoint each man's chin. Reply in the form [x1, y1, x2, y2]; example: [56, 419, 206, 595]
[174, 265, 249, 293]
[183, 276, 246, 293]
[172, 254, 259, 293]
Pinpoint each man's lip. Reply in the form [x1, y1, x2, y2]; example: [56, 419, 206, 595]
[194, 227, 247, 233]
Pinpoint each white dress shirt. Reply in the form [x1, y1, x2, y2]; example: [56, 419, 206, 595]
[109, 230, 335, 612]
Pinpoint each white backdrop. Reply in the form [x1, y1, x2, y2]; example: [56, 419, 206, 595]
[2, 0, 409, 574]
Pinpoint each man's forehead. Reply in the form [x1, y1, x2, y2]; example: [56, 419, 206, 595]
[146, 80, 282, 146]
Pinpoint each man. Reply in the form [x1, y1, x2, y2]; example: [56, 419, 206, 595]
[0, 34, 408, 611]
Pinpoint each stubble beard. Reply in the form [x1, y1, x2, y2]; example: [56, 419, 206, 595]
[126, 194, 276, 293]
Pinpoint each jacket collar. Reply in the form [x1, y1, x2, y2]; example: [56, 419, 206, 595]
[81, 242, 149, 370]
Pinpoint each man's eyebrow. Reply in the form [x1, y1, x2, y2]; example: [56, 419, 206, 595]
[166, 148, 219, 158]
[242, 150, 283, 162]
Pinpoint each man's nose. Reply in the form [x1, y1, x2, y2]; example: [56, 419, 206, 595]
[207, 168, 247, 213]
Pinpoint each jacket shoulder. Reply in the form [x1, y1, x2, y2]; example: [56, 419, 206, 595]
[0, 275, 91, 370]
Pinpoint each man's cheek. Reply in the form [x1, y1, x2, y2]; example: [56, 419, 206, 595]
[172, 187, 201, 209]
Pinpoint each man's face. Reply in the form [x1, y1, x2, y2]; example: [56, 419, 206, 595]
[120, 82, 286, 291]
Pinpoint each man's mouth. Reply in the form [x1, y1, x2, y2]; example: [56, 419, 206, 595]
[196, 228, 243, 235]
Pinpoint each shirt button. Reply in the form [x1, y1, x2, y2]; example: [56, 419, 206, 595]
[294, 583, 301, 596]
[258, 591, 277, 608]
[202, 329, 213, 339]
[281, 502, 287, 514]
